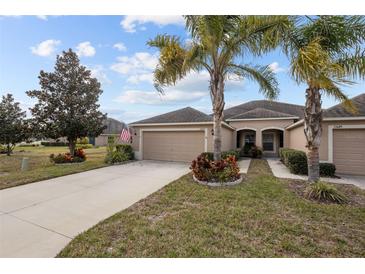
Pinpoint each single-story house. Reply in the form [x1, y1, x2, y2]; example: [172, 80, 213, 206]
[129, 93, 365, 175]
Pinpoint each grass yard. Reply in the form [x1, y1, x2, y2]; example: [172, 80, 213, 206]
[0, 146, 107, 189]
[58, 159, 365, 258]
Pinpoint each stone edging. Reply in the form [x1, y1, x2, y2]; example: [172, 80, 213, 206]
[192, 175, 243, 187]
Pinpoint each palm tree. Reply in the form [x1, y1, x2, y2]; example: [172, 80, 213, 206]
[281, 16, 365, 182]
[148, 16, 291, 160]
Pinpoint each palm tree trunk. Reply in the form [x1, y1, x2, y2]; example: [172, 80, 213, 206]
[304, 87, 322, 183]
[210, 74, 225, 161]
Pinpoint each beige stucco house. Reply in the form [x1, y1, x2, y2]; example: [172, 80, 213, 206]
[130, 93, 365, 175]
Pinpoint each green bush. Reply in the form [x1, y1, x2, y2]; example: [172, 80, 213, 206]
[221, 150, 240, 160]
[115, 144, 134, 160]
[319, 163, 336, 177]
[77, 137, 89, 145]
[200, 152, 214, 161]
[280, 148, 337, 176]
[111, 151, 129, 163]
[41, 141, 68, 146]
[305, 181, 348, 204]
[76, 143, 93, 149]
[249, 145, 262, 158]
[240, 143, 254, 156]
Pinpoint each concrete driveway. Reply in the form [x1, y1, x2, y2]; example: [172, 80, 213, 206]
[0, 160, 189, 257]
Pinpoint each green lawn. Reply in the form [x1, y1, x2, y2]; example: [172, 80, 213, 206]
[58, 159, 365, 258]
[0, 146, 107, 189]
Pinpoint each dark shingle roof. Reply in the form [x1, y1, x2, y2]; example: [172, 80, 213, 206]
[102, 117, 127, 134]
[229, 107, 296, 119]
[324, 93, 365, 118]
[224, 100, 304, 120]
[130, 107, 212, 124]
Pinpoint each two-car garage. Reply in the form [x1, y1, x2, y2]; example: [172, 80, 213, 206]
[142, 130, 206, 162]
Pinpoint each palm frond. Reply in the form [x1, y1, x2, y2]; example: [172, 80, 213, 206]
[336, 47, 365, 80]
[227, 63, 279, 100]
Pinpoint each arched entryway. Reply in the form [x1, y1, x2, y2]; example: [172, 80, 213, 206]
[260, 127, 284, 157]
[236, 128, 256, 149]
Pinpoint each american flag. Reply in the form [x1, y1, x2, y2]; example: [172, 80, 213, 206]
[119, 126, 131, 143]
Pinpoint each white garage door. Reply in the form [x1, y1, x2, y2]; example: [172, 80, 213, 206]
[143, 131, 205, 162]
[333, 129, 365, 175]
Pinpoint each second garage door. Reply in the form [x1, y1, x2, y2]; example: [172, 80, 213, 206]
[333, 128, 365, 175]
[143, 131, 205, 162]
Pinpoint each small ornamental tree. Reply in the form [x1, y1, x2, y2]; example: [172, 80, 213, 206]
[27, 49, 106, 155]
[0, 93, 28, 155]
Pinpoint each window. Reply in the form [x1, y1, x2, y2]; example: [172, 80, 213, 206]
[263, 133, 274, 151]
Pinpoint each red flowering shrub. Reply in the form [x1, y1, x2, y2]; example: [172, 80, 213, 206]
[50, 149, 86, 164]
[190, 155, 240, 182]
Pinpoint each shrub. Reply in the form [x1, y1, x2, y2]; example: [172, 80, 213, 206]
[319, 163, 336, 177]
[221, 150, 240, 160]
[41, 141, 68, 147]
[0, 144, 7, 154]
[77, 137, 89, 145]
[249, 145, 262, 158]
[280, 148, 337, 177]
[190, 155, 240, 183]
[200, 150, 239, 161]
[76, 143, 93, 149]
[240, 143, 254, 156]
[111, 151, 129, 163]
[305, 182, 348, 204]
[50, 148, 86, 164]
[115, 144, 134, 160]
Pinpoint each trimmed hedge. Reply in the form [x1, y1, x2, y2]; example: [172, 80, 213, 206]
[279, 148, 336, 177]
[41, 141, 68, 146]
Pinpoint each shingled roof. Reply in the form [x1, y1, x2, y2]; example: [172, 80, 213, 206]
[228, 107, 297, 120]
[224, 100, 304, 120]
[130, 107, 212, 124]
[102, 117, 127, 134]
[324, 93, 365, 118]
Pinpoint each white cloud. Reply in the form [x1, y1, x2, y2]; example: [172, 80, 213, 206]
[110, 52, 158, 75]
[268, 62, 286, 73]
[31, 39, 60, 57]
[113, 42, 127, 51]
[127, 73, 153, 84]
[36, 15, 48, 21]
[116, 89, 207, 105]
[120, 15, 184, 33]
[76, 41, 96, 57]
[88, 65, 111, 85]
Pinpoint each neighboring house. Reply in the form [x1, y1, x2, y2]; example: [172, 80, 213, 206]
[92, 117, 127, 146]
[130, 93, 365, 175]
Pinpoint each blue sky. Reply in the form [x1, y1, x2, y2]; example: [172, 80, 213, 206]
[1, 15, 364, 123]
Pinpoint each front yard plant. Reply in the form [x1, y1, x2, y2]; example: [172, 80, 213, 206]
[190, 154, 240, 183]
[279, 148, 336, 177]
[304, 181, 348, 204]
[104, 136, 133, 164]
[50, 148, 86, 164]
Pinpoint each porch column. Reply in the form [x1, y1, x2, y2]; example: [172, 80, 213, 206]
[256, 130, 262, 148]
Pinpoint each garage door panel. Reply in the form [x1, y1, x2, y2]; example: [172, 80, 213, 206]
[333, 129, 365, 175]
[143, 131, 205, 162]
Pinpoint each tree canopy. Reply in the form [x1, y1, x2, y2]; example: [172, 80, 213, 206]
[26, 49, 106, 155]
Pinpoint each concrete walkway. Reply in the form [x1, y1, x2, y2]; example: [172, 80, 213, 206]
[267, 158, 365, 189]
[0, 160, 189, 257]
[238, 158, 251, 174]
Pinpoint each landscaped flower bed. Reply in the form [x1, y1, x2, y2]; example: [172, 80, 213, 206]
[50, 148, 86, 164]
[190, 154, 241, 186]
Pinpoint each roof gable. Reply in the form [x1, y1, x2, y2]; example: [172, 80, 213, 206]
[324, 93, 365, 118]
[130, 107, 212, 124]
[224, 100, 304, 120]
